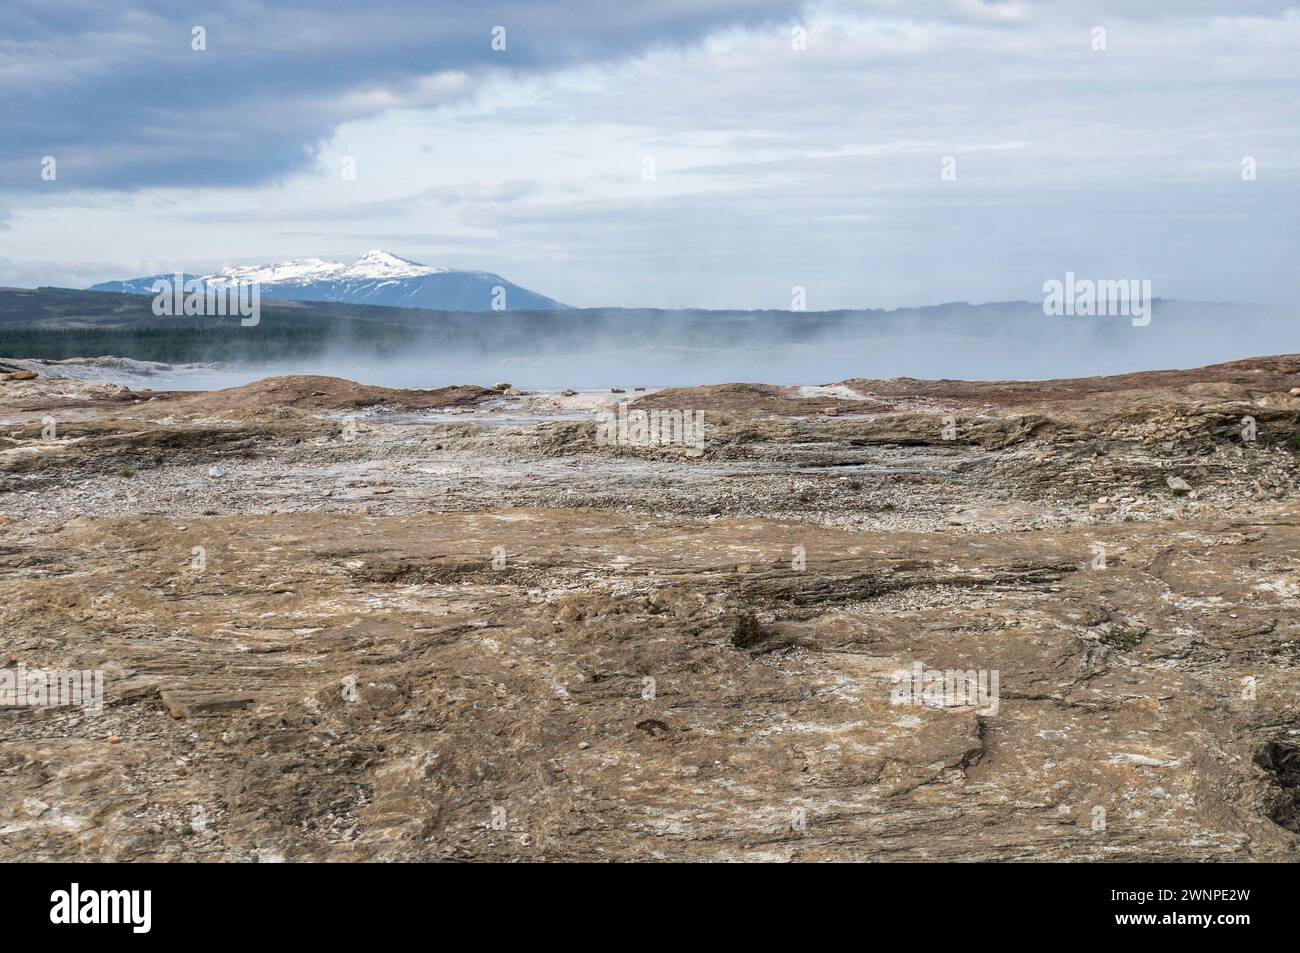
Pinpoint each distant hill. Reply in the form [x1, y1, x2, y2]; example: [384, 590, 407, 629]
[89, 250, 568, 312]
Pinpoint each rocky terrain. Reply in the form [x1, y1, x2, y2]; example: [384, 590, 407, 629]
[2, 356, 1299, 861]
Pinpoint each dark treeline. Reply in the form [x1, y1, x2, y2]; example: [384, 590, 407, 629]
[0, 322, 418, 362]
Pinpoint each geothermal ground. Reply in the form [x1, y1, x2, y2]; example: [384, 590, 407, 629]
[2, 355, 1300, 861]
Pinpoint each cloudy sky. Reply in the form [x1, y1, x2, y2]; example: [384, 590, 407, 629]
[2, 0, 1298, 309]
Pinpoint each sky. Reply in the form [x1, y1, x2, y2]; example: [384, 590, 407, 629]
[2, 0, 1298, 310]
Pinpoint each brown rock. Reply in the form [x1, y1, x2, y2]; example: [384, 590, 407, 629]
[160, 690, 255, 719]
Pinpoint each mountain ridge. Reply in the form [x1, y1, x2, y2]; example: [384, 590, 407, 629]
[89, 250, 568, 312]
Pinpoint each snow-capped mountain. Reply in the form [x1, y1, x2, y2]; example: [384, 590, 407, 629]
[90, 251, 567, 311]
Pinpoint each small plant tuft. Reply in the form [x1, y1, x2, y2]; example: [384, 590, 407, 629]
[731, 611, 766, 649]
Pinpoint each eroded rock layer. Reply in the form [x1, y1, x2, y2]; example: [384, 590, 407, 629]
[1, 357, 1298, 861]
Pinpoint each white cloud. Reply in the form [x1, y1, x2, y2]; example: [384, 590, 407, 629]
[2, 1, 1297, 308]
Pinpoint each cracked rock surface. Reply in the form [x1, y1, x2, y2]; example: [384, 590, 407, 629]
[2, 357, 1299, 861]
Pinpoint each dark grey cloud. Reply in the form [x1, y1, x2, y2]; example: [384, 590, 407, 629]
[1, 0, 801, 191]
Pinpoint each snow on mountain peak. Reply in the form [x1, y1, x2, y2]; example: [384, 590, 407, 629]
[347, 250, 447, 278]
[89, 250, 567, 310]
[355, 249, 413, 266]
[204, 251, 446, 286]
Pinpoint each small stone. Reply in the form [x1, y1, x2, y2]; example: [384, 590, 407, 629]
[1166, 475, 1192, 492]
[208, 465, 226, 479]
[578, 741, 591, 750]
[356, 505, 371, 515]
